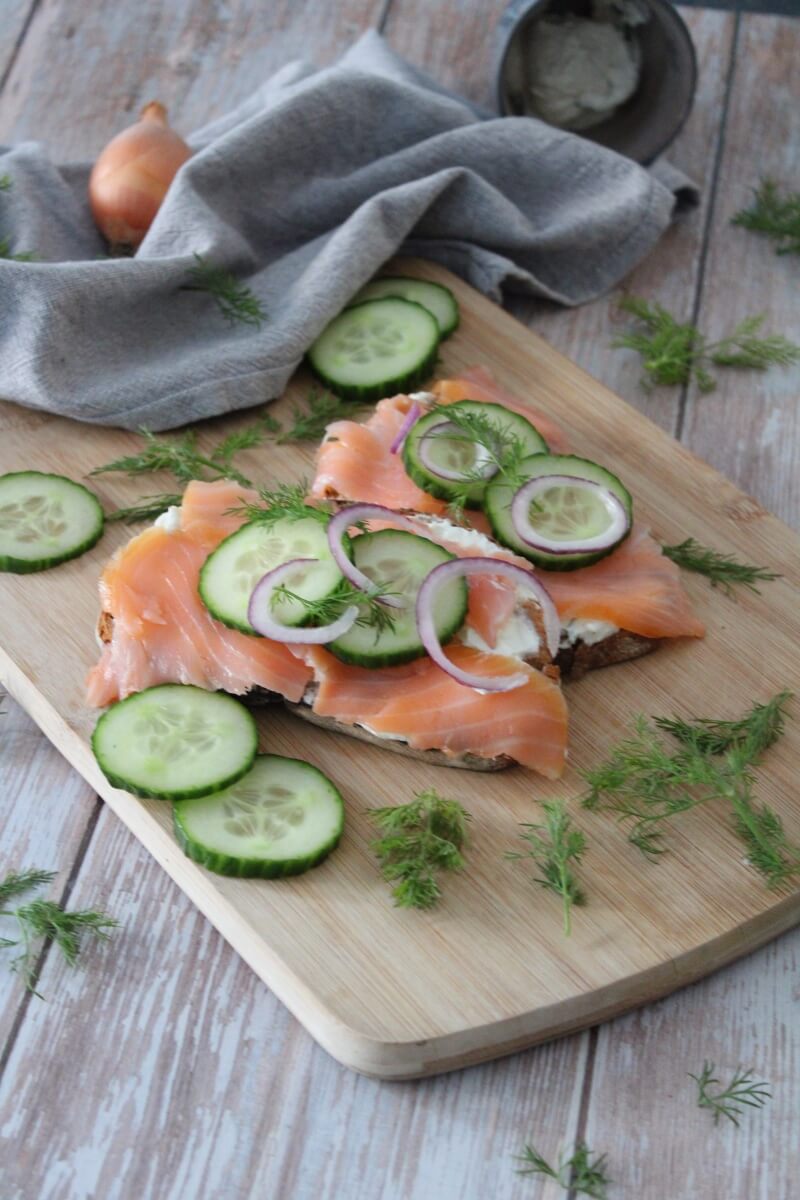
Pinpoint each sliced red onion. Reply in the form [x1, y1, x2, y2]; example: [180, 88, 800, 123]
[247, 558, 358, 643]
[415, 557, 561, 692]
[511, 475, 630, 555]
[327, 503, 417, 608]
[418, 420, 498, 483]
[389, 401, 422, 455]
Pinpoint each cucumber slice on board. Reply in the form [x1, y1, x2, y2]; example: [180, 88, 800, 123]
[402, 401, 549, 508]
[199, 512, 344, 634]
[0, 471, 104, 573]
[485, 454, 633, 570]
[307, 297, 439, 403]
[93, 685, 258, 800]
[329, 529, 467, 668]
[351, 277, 459, 337]
[173, 754, 344, 879]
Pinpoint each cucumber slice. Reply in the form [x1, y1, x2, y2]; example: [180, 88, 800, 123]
[93, 684, 258, 800]
[485, 454, 633, 570]
[402, 401, 548, 508]
[329, 529, 467, 667]
[173, 754, 344, 878]
[351, 277, 459, 337]
[199, 513, 343, 634]
[0, 471, 104, 573]
[307, 298, 439, 403]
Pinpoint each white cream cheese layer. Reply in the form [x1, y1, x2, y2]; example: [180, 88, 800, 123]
[154, 505, 182, 532]
[561, 617, 618, 647]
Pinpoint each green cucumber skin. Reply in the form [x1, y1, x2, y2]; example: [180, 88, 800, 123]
[307, 298, 440, 403]
[485, 453, 633, 571]
[402, 402, 549, 509]
[352, 277, 460, 338]
[0, 472, 104, 573]
[92, 685, 258, 802]
[172, 812, 343, 879]
[172, 754, 345, 879]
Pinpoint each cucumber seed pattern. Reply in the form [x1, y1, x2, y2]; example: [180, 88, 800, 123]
[134, 702, 221, 760]
[0, 492, 68, 546]
[221, 780, 305, 842]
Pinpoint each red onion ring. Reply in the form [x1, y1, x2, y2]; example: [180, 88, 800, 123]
[417, 419, 499, 483]
[327, 503, 417, 608]
[415, 557, 560, 692]
[247, 558, 358, 643]
[511, 474, 629, 555]
[389, 401, 422, 454]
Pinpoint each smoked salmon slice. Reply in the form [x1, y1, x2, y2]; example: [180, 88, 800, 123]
[86, 482, 312, 706]
[306, 644, 568, 776]
[432, 366, 570, 453]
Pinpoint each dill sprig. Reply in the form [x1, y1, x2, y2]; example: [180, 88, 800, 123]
[689, 1061, 771, 1127]
[732, 179, 800, 256]
[105, 492, 185, 524]
[0, 868, 118, 997]
[613, 296, 800, 392]
[582, 695, 799, 886]
[368, 789, 470, 909]
[271, 576, 399, 637]
[662, 537, 780, 597]
[515, 1141, 611, 1198]
[233, 480, 331, 528]
[276, 388, 367, 443]
[655, 691, 792, 760]
[0, 175, 11, 191]
[421, 404, 529, 519]
[506, 800, 587, 935]
[0, 237, 37, 262]
[185, 253, 266, 327]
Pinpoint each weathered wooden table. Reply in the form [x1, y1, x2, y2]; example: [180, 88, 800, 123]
[1, 4, 797, 1198]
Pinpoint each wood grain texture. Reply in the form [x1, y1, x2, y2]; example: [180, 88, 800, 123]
[384, 6, 737, 432]
[1, 262, 798, 1079]
[681, 14, 800, 527]
[0, 798, 589, 1200]
[584, 926, 800, 1200]
[0, 0, 386, 154]
[0, 691, 99, 1053]
[0, 0, 34, 85]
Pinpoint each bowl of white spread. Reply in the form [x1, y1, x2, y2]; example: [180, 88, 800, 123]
[495, 0, 697, 164]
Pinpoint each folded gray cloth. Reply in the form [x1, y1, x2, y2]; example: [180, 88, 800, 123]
[0, 31, 696, 432]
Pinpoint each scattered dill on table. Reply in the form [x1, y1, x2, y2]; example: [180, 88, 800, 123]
[689, 1061, 772, 1127]
[368, 789, 470, 909]
[661, 537, 780, 597]
[732, 179, 800, 256]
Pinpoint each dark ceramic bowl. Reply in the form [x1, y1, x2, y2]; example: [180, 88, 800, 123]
[495, 0, 697, 164]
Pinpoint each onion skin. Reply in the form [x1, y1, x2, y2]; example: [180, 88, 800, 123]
[88, 101, 192, 250]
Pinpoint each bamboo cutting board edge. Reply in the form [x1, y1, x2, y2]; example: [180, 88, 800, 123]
[1, 261, 799, 1080]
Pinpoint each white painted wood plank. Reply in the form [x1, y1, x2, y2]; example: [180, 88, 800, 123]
[0, 802, 588, 1200]
[0, 0, 33, 84]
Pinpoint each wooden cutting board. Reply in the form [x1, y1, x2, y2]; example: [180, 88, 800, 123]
[1, 261, 798, 1080]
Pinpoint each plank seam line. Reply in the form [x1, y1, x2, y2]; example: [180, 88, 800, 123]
[676, 10, 742, 442]
[0, 794, 104, 1082]
[377, 0, 394, 33]
[566, 1025, 599, 1200]
[0, 0, 42, 97]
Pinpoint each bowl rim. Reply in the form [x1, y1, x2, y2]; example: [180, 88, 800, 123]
[494, 0, 699, 165]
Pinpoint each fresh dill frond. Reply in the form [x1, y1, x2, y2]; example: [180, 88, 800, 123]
[583, 696, 799, 886]
[186, 253, 266, 327]
[0, 175, 11, 192]
[0, 237, 37, 262]
[689, 1061, 771, 1127]
[0, 869, 118, 997]
[271, 577, 399, 637]
[662, 537, 780, 597]
[276, 388, 367, 443]
[515, 1141, 611, 1198]
[368, 789, 470, 909]
[506, 800, 587, 935]
[428, 404, 530, 497]
[92, 413, 276, 493]
[234, 480, 331, 528]
[613, 296, 799, 392]
[106, 492, 185, 523]
[0, 869, 56, 906]
[655, 691, 792, 760]
[732, 179, 800, 255]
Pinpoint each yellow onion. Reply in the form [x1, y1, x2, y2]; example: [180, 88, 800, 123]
[88, 101, 192, 250]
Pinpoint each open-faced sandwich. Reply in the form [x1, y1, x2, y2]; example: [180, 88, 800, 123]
[87, 362, 703, 779]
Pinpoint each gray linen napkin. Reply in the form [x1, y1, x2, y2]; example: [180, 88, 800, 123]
[0, 31, 696, 432]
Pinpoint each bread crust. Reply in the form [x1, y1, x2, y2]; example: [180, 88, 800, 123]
[556, 630, 657, 680]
